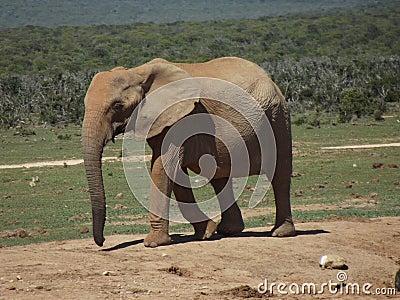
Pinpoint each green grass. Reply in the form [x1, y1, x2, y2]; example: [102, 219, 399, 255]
[0, 126, 122, 165]
[0, 117, 399, 247]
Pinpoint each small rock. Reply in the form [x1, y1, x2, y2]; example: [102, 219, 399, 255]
[29, 181, 36, 187]
[395, 181, 400, 186]
[352, 163, 357, 168]
[114, 203, 125, 210]
[351, 193, 362, 199]
[117, 193, 124, 199]
[373, 163, 384, 169]
[16, 275, 22, 281]
[69, 215, 86, 221]
[102, 271, 117, 276]
[13, 229, 29, 238]
[6, 220, 20, 225]
[80, 227, 89, 234]
[319, 254, 347, 269]
[291, 172, 303, 177]
[314, 184, 325, 190]
[387, 163, 399, 169]
[294, 189, 303, 197]
[369, 192, 378, 199]
[244, 185, 253, 191]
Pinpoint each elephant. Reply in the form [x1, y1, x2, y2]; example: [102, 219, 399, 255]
[82, 57, 295, 247]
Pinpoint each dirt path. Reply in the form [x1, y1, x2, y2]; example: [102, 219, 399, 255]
[0, 155, 151, 169]
[321, 143, 400, 150]
[0, 217, 399, 299]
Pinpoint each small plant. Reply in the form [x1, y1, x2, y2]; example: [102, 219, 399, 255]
[57, 133, 71, 140]
[373, 109, 384, 121]
[13, 127, 36, 137]
[292, 115, 307, 126]
[307, 114, 321, 127]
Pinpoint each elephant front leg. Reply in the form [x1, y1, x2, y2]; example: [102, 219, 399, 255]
[144, 155, 173, 248]
[211, 178, 244, 235]
[173, 167, 217, 240]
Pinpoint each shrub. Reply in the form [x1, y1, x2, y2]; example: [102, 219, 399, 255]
[292, 115, 307, 126]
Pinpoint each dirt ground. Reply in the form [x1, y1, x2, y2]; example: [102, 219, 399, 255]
[0, 217, 399, 299]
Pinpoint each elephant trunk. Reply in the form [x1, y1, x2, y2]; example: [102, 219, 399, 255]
[82, 111, 108, 246]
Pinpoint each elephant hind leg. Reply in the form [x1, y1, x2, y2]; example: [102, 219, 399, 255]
[211, 177, 244, 236]
[174, 167, 217, 240]
[266, 105, 296, 237]
[270, 154, 295, 237]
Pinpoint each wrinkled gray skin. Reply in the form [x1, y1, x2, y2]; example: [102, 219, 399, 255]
[82, 57, 295, 247]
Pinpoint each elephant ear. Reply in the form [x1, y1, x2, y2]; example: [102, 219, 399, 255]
[133, 62, 201, 140]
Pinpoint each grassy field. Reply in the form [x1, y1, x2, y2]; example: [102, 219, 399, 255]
[0, 116, 399, 247]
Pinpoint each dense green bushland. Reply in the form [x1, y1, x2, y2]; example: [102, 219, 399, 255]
[1, 56, 398, 128]
[0, 8, 399, 127]
[0, 72, 94, 127]
[263, 56, 398, 122]
[1, 10, 399, 75]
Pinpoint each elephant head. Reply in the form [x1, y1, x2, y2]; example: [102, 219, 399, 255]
[82, 60, 198, 246]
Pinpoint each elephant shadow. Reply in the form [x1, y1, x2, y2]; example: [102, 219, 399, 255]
[102, 229, 329, 252]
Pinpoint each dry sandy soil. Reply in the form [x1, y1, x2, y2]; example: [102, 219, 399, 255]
[0, 217, 399, 299]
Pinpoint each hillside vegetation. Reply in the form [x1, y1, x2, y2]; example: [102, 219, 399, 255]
[0, 2, 399, 127]
[0, 0, 392, 28]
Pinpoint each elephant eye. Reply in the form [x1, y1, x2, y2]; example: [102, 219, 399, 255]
[112, 102, 124, 111]
[122, 85, 131, 92]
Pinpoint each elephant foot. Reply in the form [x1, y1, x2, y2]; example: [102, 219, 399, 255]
[193, 219, 217, 240]
[217, 203, 245, 236]
[272, 219, 296, 237]
[217, 219, 245, 236]
[144, 230, 172, 248]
